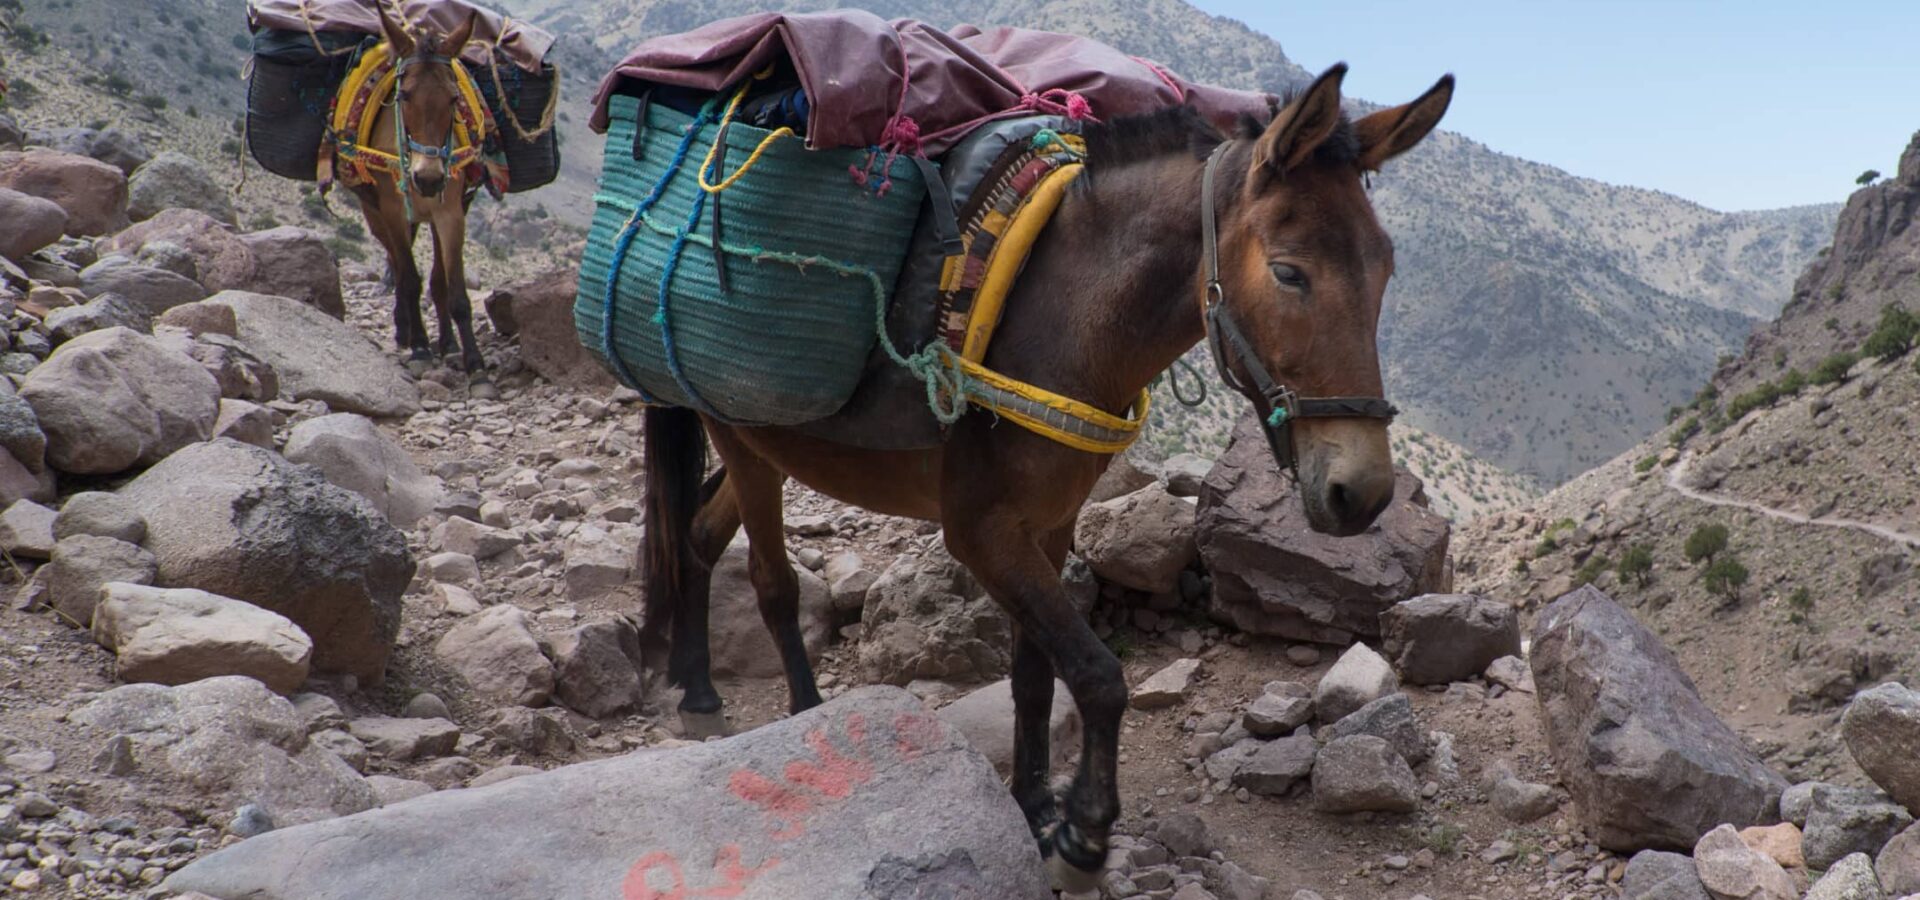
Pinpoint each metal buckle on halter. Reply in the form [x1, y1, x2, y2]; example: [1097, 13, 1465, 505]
[1263, 387, 1299, 426]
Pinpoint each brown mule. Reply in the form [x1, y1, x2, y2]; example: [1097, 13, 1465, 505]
[640, 64, 1453, 887]
[347, 8, 494, 395]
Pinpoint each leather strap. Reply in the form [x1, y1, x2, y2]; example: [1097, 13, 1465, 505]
[1197, 144, 1397, 479]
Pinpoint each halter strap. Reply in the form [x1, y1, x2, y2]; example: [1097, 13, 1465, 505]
[1198, 144, 1397, 480]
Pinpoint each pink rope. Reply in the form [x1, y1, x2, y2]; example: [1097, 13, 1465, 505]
[1131, 56, 1188, 103]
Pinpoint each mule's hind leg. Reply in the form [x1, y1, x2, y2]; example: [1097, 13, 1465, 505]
[1008, 526, 1075, 841]
[708, 426, 824, 716]
[669, 469, 741, 736]
[946, 516, 1123, 891]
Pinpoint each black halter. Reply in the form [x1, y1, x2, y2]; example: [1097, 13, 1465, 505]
[1199, 144, 1398, 480]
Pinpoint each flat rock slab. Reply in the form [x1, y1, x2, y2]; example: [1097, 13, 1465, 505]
[195, 291, 418, 418]
[167, 686, 1050, 900]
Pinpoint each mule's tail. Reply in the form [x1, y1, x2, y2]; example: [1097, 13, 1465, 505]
[640, 406, 711, 684]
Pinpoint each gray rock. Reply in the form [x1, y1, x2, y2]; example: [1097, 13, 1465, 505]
[68, 676, 373, 827]
[235, 228, 344, 319]
[365, 775, 434, 807]
[1378, 593, 1521, 685]
[823, 552, 876, 615]
[192, 292, 417, 417]
[173, 332, 279, 402]
[283, 414, 442, 529]
[291, 692, 348, 733]
[126, 152, 236, 225]
[0, 445, 55, 511]
[0, 390, 47, 476]
[548, 616, 646, 719]
[20, 326, 220, 474]
[0, 187, 66, 261]
[1621, 850, 1712, 900]
[1073, 483, 1198, 594]
[1491, 773, 1562, 824]
[1147, 812, 1213, 858]
[311, 729, 369, 773]
[1313, 642, 1399, 724]
[470, 765, 542, 788]
[1311, 735, 1420, 814]
[1804, 783, 1914, 870]
[78, 256, 207, 315]
[136, 239, 200, 279]
[116, 439, 415, 683]
[52, 491, 146, 544]
[1160, 453, 1212, 498]
[349, 717, 460, 762]
[1692, 824, 1797, 900]
[1843, 683, 1920, 815]
[936, 677, 1081, 780]
[1131, 658, 1201, 710]
[212, 398, 275, 448]
[92, 583, 314, 695]
[1805, 853, 1885, 900]
[1197, 420, 1449, 643]
[560, 523, 642, 601]
[47, 535, 157, 626]
[1089, 451, 1156, 503]
[431, 516, 521, 559]
[0, 147, 130, 235]
[434, 605, 553, 707]
[0, 499, 56, 560]
[1531, 586, 1787, 851]
[485, 707, 575, 756]
[29, 127, 150, 175]
[859, 541, 1010, 685]
[401, 693, 452, 721]
[1486, 655, 1536, 694]
[1232, 734, 1316, 796]
[228, 804, 275, 838]
[424, 551, 479, 585]
[1783, 781, 1836, 828]
[1324, 693, 1428, 765]
[166, 687, 1050, 900]
[1243, 689, 1313, 737]
[1878, 823, 1920, 896]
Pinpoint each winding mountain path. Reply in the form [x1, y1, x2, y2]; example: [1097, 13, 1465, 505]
[1666, 452, 1920, 549]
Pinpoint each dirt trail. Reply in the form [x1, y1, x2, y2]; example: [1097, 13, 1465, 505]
[1666, 451, 1920, 549]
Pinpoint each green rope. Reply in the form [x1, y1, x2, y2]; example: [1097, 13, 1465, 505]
[1267, 407, 1289, 427]
[592, 193, 974, 425]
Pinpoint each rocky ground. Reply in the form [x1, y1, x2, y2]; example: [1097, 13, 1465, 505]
[2, 75, 1919, 900]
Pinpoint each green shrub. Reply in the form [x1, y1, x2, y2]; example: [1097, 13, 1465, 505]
[1617, 544, 1654, 587]
[1683, 524, 1729, 565]
[103, 73, 135, 95]
[1574, 555, 1610, 588]
[137, 94, 168, 111]
[1670, 416, 1700, 447]
[1777, 368, 1808, 395]
[1703, 556, 1750, 600]
[1534, 536, 1559, 558]
[1810, 352, 1859, 385]
[1691, 384, 1719, 410]
[1861, 304, 1918, 362]
[1635, 456, 1659, 474]
[1725, 382, 1782, 422]
[1512, 558, 1530, 575]
[1786, 586, 1813, 623]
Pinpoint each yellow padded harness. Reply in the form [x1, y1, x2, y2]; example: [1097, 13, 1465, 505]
[317, 39, 504, 199]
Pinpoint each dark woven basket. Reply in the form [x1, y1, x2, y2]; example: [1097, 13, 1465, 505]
[475, 62, 561, 193]
[245, 29, 362, 182]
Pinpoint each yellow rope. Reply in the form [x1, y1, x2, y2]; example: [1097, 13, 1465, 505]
[696, 76, 797, 194]
[484, 21, 561, 142]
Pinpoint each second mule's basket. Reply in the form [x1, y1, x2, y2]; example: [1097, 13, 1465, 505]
[575, 90, 928, 425]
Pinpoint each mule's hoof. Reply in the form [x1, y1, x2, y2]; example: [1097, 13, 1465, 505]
[1046, 851, 1103, 894]
[467, 378, 500, 401]
[678, 708, 731, 740]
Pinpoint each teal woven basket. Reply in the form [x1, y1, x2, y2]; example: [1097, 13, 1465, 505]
[575, 93, 929, 425]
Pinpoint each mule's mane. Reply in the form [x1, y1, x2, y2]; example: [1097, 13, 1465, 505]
[1079, 95, 1361, 175]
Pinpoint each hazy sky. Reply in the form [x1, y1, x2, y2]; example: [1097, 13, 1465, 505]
[1188, 0, 1918, 212]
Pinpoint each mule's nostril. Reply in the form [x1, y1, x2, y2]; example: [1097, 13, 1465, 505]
[1328, 482, 1354, 518]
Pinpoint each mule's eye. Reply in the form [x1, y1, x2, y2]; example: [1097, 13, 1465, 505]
[1270, 263, 1307, 290]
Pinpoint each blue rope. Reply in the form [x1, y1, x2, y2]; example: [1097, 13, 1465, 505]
[599, 104, 714, 401]
[651, 189, 725, 419]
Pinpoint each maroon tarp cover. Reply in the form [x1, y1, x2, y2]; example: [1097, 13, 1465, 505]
[590, 10, 1277, 155]
[247, 0, 554, 72]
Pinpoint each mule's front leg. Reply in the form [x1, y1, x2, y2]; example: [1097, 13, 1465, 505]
[1009, 630, 1060, 840]
[428, 211, 490, 391]
[946, 522, 1124, 891]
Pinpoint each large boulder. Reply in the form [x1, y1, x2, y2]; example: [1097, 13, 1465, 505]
[283, 414, 441, 528]
[1197, 419, 1450, 643]
[0, 148, 130, 235]
[434, 605, 554, 707]
[1378, 593, 1522, 685]
[46, 535, 159, 626]
[1842, 682, 1920, 815]
[78, 256, 209, 314]
[1531, 587, 1788, 851]
[1803, 783, 1913, 871]
[45, 292, 152, 343]
[709, 535, 836, 679]
[166, 687, 1050, 900]
[19, 327, 220, 474]
[28, 127, 150, 175]
[68, 676, 373, 827]
[92, 583, 314, 695]
[193, 292, 416, 417]
[126, 152, 237, 225]
[490, 268, 615, 390]
[859, 541, 1011, 686]
[0, 187, 67, 261]
[1073, 483, 1198, 594]
[115, 439, 415, 683]
[102, 210, 342, 314]
[237, 228, 344, 319]
[936, 678, 1082, 780]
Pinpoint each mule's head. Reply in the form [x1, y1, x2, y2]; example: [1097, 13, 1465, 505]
[1218, 64, 1452, 536]
[378, 8, 475, 197]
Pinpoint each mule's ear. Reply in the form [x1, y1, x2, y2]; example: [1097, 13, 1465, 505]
[1355, 74, 1454, 171]
[443, 13, 477, 57]
[375, 1, 414, 57]
[1252, 62, 1348, 176]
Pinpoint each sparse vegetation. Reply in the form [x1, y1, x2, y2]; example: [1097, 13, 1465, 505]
[1617, 544, 1654, 587]
[1702, 556, 1750, 601]
[1683, 524, 1729, 565]
[1786, 586, 1814, 624]
[1573, 555, 1610, 588]
[1669, 416, 1700, 447]
[1810, 351, 1860, 385]
[1861, 304, 1917, 362]
[1635, 455, 1658, 474]
[1857, 169, 1882, 186]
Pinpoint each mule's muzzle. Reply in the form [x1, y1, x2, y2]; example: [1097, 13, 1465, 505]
[411, 170, 448, 197]
[1304, 466, 1394, 537]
